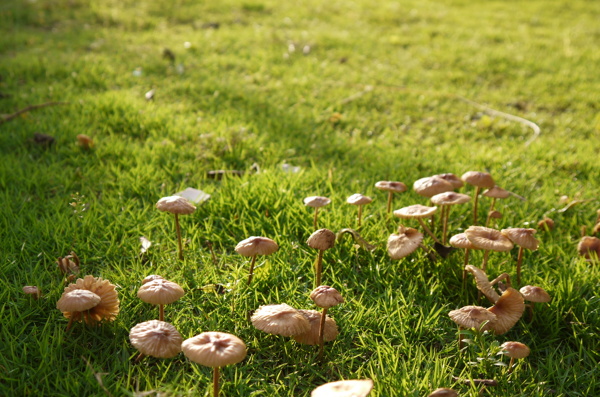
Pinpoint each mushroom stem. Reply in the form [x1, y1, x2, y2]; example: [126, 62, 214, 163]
[417, 218, 443, 245]
[247, 255, 258, 285]
[66, 314, 76, 331]
[313, 207, 319, 229]
[318, 307, 329, 360]
[386, 191, 393, 214]
[507, 357, 515, 374]
[134, 352, 145, 363]
[159, 304, 165, 321]
[213, 367, 220, 397]
[357, 205, 363, 228]
[516, 246, 524, 285]
[442, 206, 451, 245]
[481, 250, 490, 272]
[490, 273, 511, 288]
[458, 327, 464, 350]
[174, 214, 184, 261]
[485, 198, 497, 227]
[315, 250, 324, 287]
[472, 186, 481, 225]
[524, 303, 535, 322]
[462, 249, 470, 289]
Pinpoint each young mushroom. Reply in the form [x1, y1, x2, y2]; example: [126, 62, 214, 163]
[310, 285, 344, 358]
[304, 196, 332, 229]
[23, 286, 41, 300]
[311, 379, 374, 397]
[235, 236, 279, 285]
[156, 196, 197, 260]
[499, 341, 530, 374]
[137, 278, 184, 321]
[519, 285, 551, 321]
[346, 193, 373, 228]
[374, 181, 407, 214]
[182, 332, 246, 397]
[501, 228, 539, 284]
[129, 320, 183, 360]
[306, 229, 336, 287]
[461, 171, 495, 225]
[251, 304, 310, 337]
[483, 186, 511, 226]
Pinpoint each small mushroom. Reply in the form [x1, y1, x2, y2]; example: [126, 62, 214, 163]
[434, 173, 464, 189]
[483, 186, 511, 226]
[251, 304, 311, 337]
[413, 176, 454, 198]
[465, 226, 513, 271]
[23, 286, 41, 300]
[393, 205, 441, 245]
[501, 228, 539, 284]
[346, 194, 373, 228]
[537, 217, 555, 231]
[461, 171, 495, 225]
[137, 278, 184, 321]
[374, 181, 407, 214]
[156, 196, 197, 260]
[304, 196, 331, 229]
[500, 341, 530, 374]
[428, 388, 458, 397]
[310, 286, 344, 358]
[293, 309, 339, 347]
[235, 236, 279, 284]
[430, 192, 471, 244]
[76, 134, 94, 149]
[307, 229, 336, 286]
[56, 289, 101, 330]
[577, 236, 600, 262]
[519, 285, 551, 320]
[387, 225, 424, 260]
[311, 379, 373, 397]
[448, 305, 497, 348]
[129, 320, 183, 359]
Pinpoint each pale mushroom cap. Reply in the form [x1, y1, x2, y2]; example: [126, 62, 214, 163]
[61, 275, 120, 323]
[156, 196, 196, 215]
[428, 388, 459, 397]
[465, 265, 500, 303]
[448, 305, 497, 329]
[413, 176, 454, 198]
[235, 236, 279, 257]
[430, 192, 471, 206]
[500, 341, 530, 359]
[304, 196, 331, 208]
[483, 186, 511, 199]
[182, 332, 246, 367]
[501, 228, 539, 250]
[346, 193, 373, 206]
[449, 233, 475, 249]
[137, 279, 184, 305]
[142, 275, 165, 285]
[293, 309, 339, 345]
[465, 226, 514, 252]
[483, 287, 525, 335]
[310, 286, 344, 308]
[393, 204, 437, 219]
[251, 304, 311, 336]
[307, 229, 336, 251]
[23, 286, 41, 298]
[461, 171, 495, 188]
[129, 320, 183, 358]
[577, 236, 600, 260]
[375, 181, 407, 193]
[57, 289, 101, 312]
[311, 379, 374, 397]
[434, 173, 464, 189]
[387, 227, 423, 259]
[519, 285, 551, 303]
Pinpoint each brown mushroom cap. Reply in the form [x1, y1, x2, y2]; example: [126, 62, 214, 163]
[251, 304, 311, 337]
[577, 236, 600, 260]
[182, 332, 246, 367]
[483, 287, 525, 335]
[346, 193, 373, 206]
[293, 309, 339, 345]
[500, 341, 530, 359]
[465, 226, 514, 252]
[307, 229, 336, 251]
[57, 289, 101, 312]
[413, 176, 454, 198]
[465, 265, 501, 303]
[129, 320, 183, 358]
[61, 275, 120, 324]
[501, 228, 539, 250]
[23, 286, 41, 299]
[430, 192, 471, 206]
[537, 217, 555, 231]
[311, 379, 374, 397]
[310, 286, 344, 309]
[235, 236, 279, 257]
[461, 171, 495, 189]
[304, 196, 331, 208]
[434, 173, 464, 189]
[449, 233, 476, 249]
[375, 181, 407, 193]
[483, 186, 511, 199]
[137, 279, 184, 305]
[393, 204, 438, 219]
[387, 226, 424, 259]
[155, 196, 196, 215]
[519, 285, 551, 303]
[448, 305, 497, 329]
[428, 388, 459, 397]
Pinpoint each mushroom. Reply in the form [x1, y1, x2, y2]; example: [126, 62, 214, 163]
[251, 304, 311, 337]
[430, 192, 471, 244]
[393, 205, 441, 245]
[465, 226, 513, 271]
[310, 286, 344, 358]
[156, 196, 197, 260]
[434, 173, 464, 189]
[428, 388, 459, 397]
[413, 176, 454, 198]
[137, 278, 184, 321]
[306, 228, 336, 287]
[374, 181, 407, 214]
[304, 196, 331, 229]
[537, 217, 555, 232]
[346, 193, 373, 228]
[182, 332, 246, 397]
[519, 285, 551, 320]
[448, 305, 497, 348]
[311, 379, 374, 397]
[461, 171, 495, 225]
[464, 265, 509, 304]
[293, 309, 339, 347]
[129, 320, 183, 359]
[235, 236, 279, 284]
[483, 287, 525, 335]
[387, 225, 424, 260]
[501, 228, 539, 284]
[449, 233, 476, 288]
[483, 186, 511, 226]
[577, 236, 600, 262]
[499, 341, 530, 374]
[23, 286, 41, 300]
[56, 289, 101, 330]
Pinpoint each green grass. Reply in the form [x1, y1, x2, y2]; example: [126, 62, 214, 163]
[1, 0, 599, 396]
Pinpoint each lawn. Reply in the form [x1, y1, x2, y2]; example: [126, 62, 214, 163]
[1, 0, 599, 396]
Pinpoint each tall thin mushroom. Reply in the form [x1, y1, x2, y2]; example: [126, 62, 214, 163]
[346, 194, 373, 228]
[461, 171, 495, 225]
[501, 228, 539, 284]
[235, 236, 279, 285]
[156, 196, 197, 260]
[304, 196, 331, 229]
[375, 181, 407, 214]
[449, 233, 476, 288]
[307, 229, 336, 287]
[310, 286, 344, 359]
[430, 192, 471, 244]
[483, 186, 511, 227]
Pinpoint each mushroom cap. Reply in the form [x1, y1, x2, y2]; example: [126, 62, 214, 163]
[500, 341, 530, 359]
[413, 176, 454, 198]
[483, 287, 525, 335]
[137, 279, 184, 305]
[307, 229, 336, 251]
[57, 289, 101, 312]
[501, 228, 539, 250]
[393, 204, 437, 219]
[577, 236, 600, 260]
[142, 274, 165, 285]
[448, 305, 497, 329]
[182, 332, 246, 367]
[129, 320, 183, 358]
[61, 275, 120, 324]
[387, 226, 424, 259]
[430, 192, 471, 206]
[235, 236, 279, 257]
[23, 286, 41, 299]
[293, 309, 339, 345]
[519, 285, 551, 303]
[465, 265, 500, 303]
[434, 173, 464, 189]
[461, 171, 495, 188]
[375, 181, 407, 193]
[488, 210, 503, 219]
[465, 226, 514, 252]
[311, 379, 374, 397]
[428, 388, 459, 397]
[251, 304, 311, 336]
[537, 217, 555, 231]
[346, 193, 373, 206]
[483, 186, 511, 199]
[304, 196, 331, 208]
[310, 286, 344, 309]
[155, 196, 196, 215]
[449, 233, 476, 250]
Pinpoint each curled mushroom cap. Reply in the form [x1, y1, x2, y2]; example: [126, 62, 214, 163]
[501, 228, 539, 250]
[129, 320, 183, 358]
[577, 236, 600, 261]
[387, 226, 423, 259]
[448, 305, 497, 329]
[465, 265, 501, 303]
[434, 173, 464, 189]
[519, 285, 551, 303]
[57, 289, 101, 313]
[251, 304, 310, 337]
[375, 181, 407, 193]
[182, 332, 246, 367]
[393, 204, 437, 219]
[449, 233, 476, 249]
[428, 388, 459, 397]
[483, 186, 511, 199]
[304, 196, 331, 208]
[310, 286, 344, 309]
[293, 309, 339, 345]
[461, 171, 495, 189]
[307, 229, 336, 251]
[138, 279, 184, 305]
[483, 287, 525, 335]
[60, 275, 120, 324]
[430, 192, 471, 206]
[465, 226, 513, 252]
[311, 379, 374, 397]
[346, 193, 373, 206]
[500, 341, 530, 359]
[235, 236, 279, 257]
[413, 176, 454, 198]
[156, 196, 196, 215]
